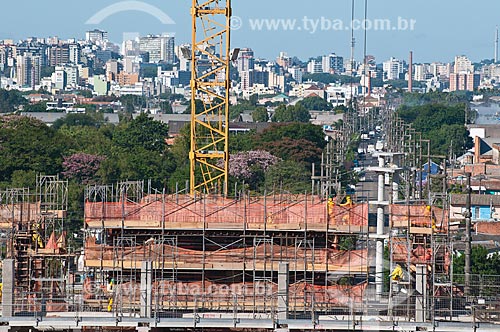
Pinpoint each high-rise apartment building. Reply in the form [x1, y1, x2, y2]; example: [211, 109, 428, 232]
[288, 66, 303, 83]
[276, 52, 291, 69]
[240, 70, 254, 91]
[48, 45, 70, 66]
[307, 59, 323, 74]
[16, 54, 41, 88]
[236, 48, 255, 73]
[0, 46, 10, 72]
[69, 44, 81, 64]
[383, 57, 404, 81]
[139, 35, 175, 64]
[449, 72, 480, 91]
[322, 53, 344, 74]
[454, 55, 474, 73]
[86, 29, 109, 44]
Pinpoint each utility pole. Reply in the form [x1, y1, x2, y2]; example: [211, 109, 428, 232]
[496, 26, 499, 63]
[465, 172, 472, 296]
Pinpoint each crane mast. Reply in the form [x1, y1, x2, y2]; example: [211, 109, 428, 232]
[190, 0, 232, 196]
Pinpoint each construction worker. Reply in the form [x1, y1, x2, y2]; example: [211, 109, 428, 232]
[31, 222, 44, 248]
[106, 278, 114, 293]
[327, 196, 335, 214]
[340, 196, 353, 207]
[107, 297, 113, 312]
[390, 264, 404, 282]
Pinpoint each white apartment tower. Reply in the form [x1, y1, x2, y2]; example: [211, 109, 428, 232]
[307, 59, 323, 74]
[383, 57, 404, 81]
[86, 29, 109, 44]
[139, 35, 175, 64]
[322, 53, 344, 74]
[454, 55, 474, 73]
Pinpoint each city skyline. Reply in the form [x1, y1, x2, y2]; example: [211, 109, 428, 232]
[1, 0, 499, 63]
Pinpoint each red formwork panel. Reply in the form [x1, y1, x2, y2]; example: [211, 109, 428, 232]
[390, 204, 448, 230]
[85, 195, 368, 231]
[84, 236, 368, 273]
[83, 279, 367, 307]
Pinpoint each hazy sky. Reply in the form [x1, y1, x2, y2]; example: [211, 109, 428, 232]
[2, 0, 499, 63]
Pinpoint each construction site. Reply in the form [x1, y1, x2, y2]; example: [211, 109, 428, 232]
[1, 148, 500, 331]
[0, 107, 499, 332]
[0, 1, 500, 332]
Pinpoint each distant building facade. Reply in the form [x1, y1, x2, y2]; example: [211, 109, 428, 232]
[139, 35, 175, 64]
[16, 54, 41, 87]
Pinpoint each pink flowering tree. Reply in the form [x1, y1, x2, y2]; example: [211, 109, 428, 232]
[62, 153, 105, 184]
[227, 150, 280, 189]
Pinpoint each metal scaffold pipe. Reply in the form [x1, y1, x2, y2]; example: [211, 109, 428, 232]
[376, 155, 385, 297]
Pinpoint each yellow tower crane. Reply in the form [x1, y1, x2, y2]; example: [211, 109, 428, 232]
[190, 0, 232, 196]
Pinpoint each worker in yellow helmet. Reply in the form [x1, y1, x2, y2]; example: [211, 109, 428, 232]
[31, 222, 44, 249]
[340, 196, 352, 207]
[390, 264, 404, 282]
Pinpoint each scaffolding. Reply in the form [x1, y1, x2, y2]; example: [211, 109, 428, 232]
[1, 176, 500, 330]
[81, 182, 370, 318]
[0, 175, 69, 314]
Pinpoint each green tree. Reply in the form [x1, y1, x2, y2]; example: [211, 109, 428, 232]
[160, 100, 173, 114]
[24, 102, 47, 112]
[249, 94, 259, 106]
[299, 96, 333, 111]
[253, 123, 326, 165]
[398, 103, 473, 156]
[10, 170, 37, 188]
[454, 246, 500, 276]
[272, 104, 310, 123]
[184, 99, 205, 114]
[229, 131, 254, 153]
[0, 89, 27, 113]
[252, 106, 269, 122]
[77, 90, 94, 98]
[0, 116, 70, 183]
[255, 123, 326, 149]
[169, 124, 191, 168]
[264, 160, 310, 193]
[52, 113, 104, 130]
[40, 66, 55, 78]
[260, 137, 323, 165]
[120, 95, 145, 113]
[273, 104, 292, 122]
[56, 124, 113, 155]
[113, 113, 169, 153]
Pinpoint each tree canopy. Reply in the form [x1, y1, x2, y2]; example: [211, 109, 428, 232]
[397, 103, 473, 156]
[252, 123, 326, 165]
[0, 116, 69, 183]
[272, 104, 311, 123]
[298, 96, 333, 111]
[0, 89, 27, 113]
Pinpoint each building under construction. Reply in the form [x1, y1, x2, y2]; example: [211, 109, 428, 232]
[0, 171, 499, 331]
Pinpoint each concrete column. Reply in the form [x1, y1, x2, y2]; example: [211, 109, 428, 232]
[376, 157, 385, 297]
[140, 261, 153, 318]
[415, 264, 427, 322]
[277, 262, 289, 321]
[392, 172, 400, 203]
[2, 259, 14, 318]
